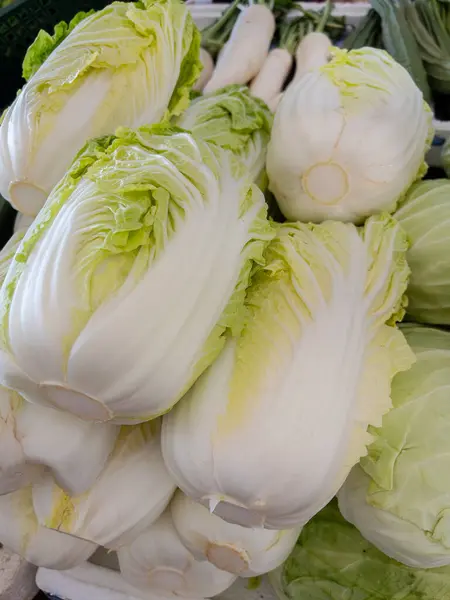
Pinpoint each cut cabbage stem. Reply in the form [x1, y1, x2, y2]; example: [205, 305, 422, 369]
[204, 1, 275, 93]
[150, 567, 186, 591]
[303, 161, 349, 206]
[206, 542, 250, 574]
[194, 48, 214, 92]
[292, 31, 332, 86]
[9, 181, 48, 216]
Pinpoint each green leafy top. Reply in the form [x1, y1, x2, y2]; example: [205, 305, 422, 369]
[22, 10, 95, 81]
[176, 85, 272, 179]
[19, 0, 201, 121]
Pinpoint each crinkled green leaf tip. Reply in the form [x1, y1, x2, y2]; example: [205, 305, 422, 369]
[22, 10, 96, 81]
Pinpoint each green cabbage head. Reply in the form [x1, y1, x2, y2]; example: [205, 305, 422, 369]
[270, 500, 450, 600]
[339, 324, 450, 568]
[395, 179, 450, 325]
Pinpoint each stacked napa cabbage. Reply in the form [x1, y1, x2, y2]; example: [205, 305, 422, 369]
[0, 4, 434, 594]
[0, 45, 282, 585]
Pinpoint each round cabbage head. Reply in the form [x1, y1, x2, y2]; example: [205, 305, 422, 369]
[267, 45, 433, 224]
[339, 324, 450, 568]
[395, 179, 450, 325]
[270, 500, 450, 600]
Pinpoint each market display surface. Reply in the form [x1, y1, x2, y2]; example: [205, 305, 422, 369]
[1, 1, 450, 599]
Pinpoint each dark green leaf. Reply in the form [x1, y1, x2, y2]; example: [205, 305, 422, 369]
[371, 0, 432, 104]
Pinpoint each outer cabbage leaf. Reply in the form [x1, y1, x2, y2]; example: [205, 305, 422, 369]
[270, 500, 450, 600]
[0, 0, 201, 216]
[162, 214, 413, 530]
[0, 385, 118, 496]
[0, 229, 26, 286]
[22, 10, 95, 81]
[0, 126, 272, 423]
[394, 179, 450, 325]
[339, 324, 450, 568]
[267, 45, 433, 224]
[34, 422, 176, 549]
[0, 487, 97, 569]
[0, 230, 118, 496]
[175, 85, 272, 181]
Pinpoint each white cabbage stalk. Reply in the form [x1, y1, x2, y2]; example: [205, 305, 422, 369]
[0, 0, 201, 216]
[171, 490, 301, 576]
[37, 562, 165, 600]
[0, 127, 272, 424]
[394, 179, 450, 325]
[0, 386, 118, 496]
[0, 487, 97, 569]
[339, 325, 450, 569]
[175, 85, 272, 181]
[162, 215, 414, 529]
[118, 510, 237, 598]
[266, 41, 433, 224]
[33, 422, 176, 549]
[13, 212, 35, 233]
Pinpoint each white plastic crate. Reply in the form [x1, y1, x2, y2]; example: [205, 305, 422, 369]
[189, 2, 449, 168]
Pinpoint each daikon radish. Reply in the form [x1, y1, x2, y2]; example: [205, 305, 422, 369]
[250, 49, 292, 106]
[201, 0, 241, 59]
[291, 32, 332, 86]
[194, 48, 214, 92]
[204, 3, 275, 93]
[250, 18, 299, 108]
